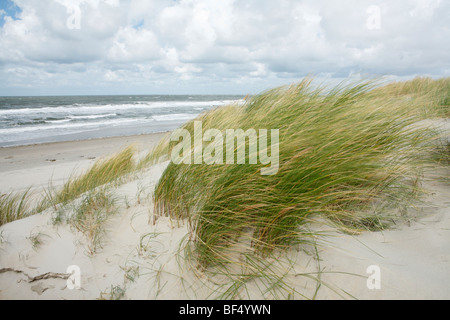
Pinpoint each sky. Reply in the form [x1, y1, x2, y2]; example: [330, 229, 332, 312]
[0, 0, 448, 96]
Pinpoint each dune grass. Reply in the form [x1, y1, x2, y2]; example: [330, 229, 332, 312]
[35, 148, 131, 254]
[27, 230, 49, 251]
[372, 76, 450, 118]
[150, 78, 440, 271]
[0, 188, 35, 226]
[39, 146, 135, 211]
[0, 146, 136, 227]
[69, 188, 118, 255]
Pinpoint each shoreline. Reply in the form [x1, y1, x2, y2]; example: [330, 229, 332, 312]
[0, 130, 171, 150]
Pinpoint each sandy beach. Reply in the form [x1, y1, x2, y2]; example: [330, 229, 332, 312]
[0, 133, 168, 194]
[0, 128, 449, 300]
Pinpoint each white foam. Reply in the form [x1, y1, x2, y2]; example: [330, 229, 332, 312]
[0, 118, 149, 135]
[151, 113, 198, 122]
[0, 100, 237, 116]
[68, 113, 117, 120]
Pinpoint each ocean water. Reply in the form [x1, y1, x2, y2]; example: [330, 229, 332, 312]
[0, 95, 244, 147]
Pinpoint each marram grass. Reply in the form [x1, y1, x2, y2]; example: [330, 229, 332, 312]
[69, 188, 118, 255]
[372, 76, 450, 118]
[40, 146, 135, 210]
[151, 78, 441, 268]
[0, 188, 34, 226]
[1, 146, 136, 226]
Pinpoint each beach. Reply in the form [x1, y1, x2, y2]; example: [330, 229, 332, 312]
[0, 129, 449, 300]
[0, 133, 168, 194]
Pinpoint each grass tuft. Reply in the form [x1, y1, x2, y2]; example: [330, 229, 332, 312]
[0, 188, 34, 226]
[69, 188, 118, 255]
[42, 146, 135, 209]
[372, 76, 449, 118]
[151, 77, 442, 270]
[1, 146, 135, 228]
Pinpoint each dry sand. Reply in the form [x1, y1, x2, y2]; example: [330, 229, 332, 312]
[0, 129, 449, 300]
[0, 133, 167, 194]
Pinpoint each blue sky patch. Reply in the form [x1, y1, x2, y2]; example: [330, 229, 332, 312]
[0, 0, 22, 27]
[132, 19, 145, 30]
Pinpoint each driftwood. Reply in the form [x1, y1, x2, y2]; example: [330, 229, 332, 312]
[0, 267, 70, 283]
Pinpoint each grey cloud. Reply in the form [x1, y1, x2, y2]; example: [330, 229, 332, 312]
[0, 0, 448, 95]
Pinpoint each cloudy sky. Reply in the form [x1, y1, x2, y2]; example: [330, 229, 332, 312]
[0, 0, 448, 96]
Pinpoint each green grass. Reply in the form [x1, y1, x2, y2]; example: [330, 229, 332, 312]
[99, 285, 126, 300]
[69, 188, 118, 255]
[42, 146, 135, 209]
[1, 146, 135, 227]
[0, 188, 34, 226]
[0, 230, 5, 247]
[151, 77, 441, 270]
[48, 187, 118, 254]
[373, 76, 450, 118]
[27, 230, 48, 251]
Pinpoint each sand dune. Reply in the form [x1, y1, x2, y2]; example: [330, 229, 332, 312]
[0, 131, 449, 300]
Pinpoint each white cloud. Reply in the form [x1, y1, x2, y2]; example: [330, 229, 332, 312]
[107, 27, 161, 62]
[104, 69, 118, 81]
[409, 0, 442, 18]
[0, 0, 448, 95]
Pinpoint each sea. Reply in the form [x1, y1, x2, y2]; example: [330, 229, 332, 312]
[0, 95, 244, 147]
